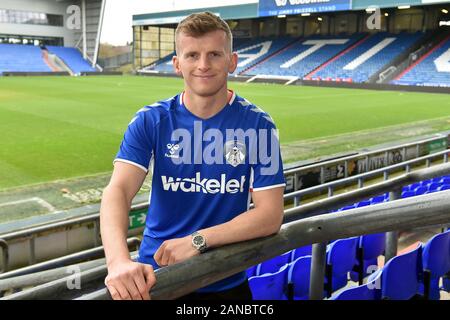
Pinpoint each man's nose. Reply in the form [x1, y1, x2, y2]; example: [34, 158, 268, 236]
[197, 55, 210, 71]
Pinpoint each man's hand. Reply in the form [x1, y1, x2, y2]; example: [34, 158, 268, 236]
[154, 236, 199, 267]
[105, 259, 156, 300]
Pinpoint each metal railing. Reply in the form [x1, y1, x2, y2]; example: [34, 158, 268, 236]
[0, 237, 140, 281]
[1, 252, 138, 300]
[0, 257, 106, 294]
[3, 163, 448, 300]
[283, 134, 447, 184]
[77, 189, 450, 300]
[0, 205, 146, 273]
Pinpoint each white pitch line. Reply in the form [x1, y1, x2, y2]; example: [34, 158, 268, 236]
[0, 197, 56, 212]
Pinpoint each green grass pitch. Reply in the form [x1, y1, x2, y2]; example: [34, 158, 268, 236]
[0, 75, 449, 190]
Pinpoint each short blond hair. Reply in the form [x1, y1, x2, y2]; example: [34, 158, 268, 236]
[175, 12, 233, 54]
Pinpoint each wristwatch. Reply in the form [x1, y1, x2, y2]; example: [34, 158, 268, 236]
[191, 231, 207, 253]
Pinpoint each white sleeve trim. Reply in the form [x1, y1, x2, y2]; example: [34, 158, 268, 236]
[252, 183, 286, 192]
[113, 159, 148, 173]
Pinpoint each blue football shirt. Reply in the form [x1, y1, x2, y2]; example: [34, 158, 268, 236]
[114, 90, 286, 293]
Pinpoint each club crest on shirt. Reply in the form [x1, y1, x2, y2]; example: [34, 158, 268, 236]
[224, 140, 246, 167]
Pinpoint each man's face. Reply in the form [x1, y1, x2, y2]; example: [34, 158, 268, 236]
[173, 30, 238, 97]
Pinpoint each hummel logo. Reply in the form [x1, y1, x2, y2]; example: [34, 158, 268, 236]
[165, 143, 180, 158]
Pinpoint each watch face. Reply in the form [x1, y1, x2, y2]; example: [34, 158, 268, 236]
[193, 235, 204, 246]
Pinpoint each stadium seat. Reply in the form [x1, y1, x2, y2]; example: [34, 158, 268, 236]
[356, 200, 371, 208]
[325, 237, 359, 297]
[370, 195, 385, 204]
[408, 182, 421, 191]
[439, 185, 450, 191]
[350, 233, 386, 284]
[291, 245, 312, 261]
[287, 255, 312, 300]
[249, 264, 289, 300]
[368, 243, 423, 300]
[246, 265, 258, 278]
[428, 183, 441, 193]
[402, 191, 416, 198]
[421, 230, 450, 300]
[257, 251, 292, 275]
[329, 275, 381, 300]
[415, 186, 428, 196]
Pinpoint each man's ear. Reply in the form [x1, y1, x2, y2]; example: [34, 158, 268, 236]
[228, 52, 238, 74]
[172, 55, 182, 76]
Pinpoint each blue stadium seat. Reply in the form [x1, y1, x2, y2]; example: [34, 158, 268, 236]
[428, 183, 441, 193]
[402, 190, 416, 198]
[257, 251, 292, 275]
[368, 244, 423, 300]
[249, 264, 289, 300]
[350, 233, 386, 284]
[421, 230, 450, 300]
[325, 237, 359, 297]
[246, 265, 258, 278]
[415, 186, 428, 196]
[330, 282, 380, 300]
[291, 245, 312, 261]
[356, 200, 371, 207]
[287, 255, 312, 300]
[439, 184, 450, 191]
[340, 205, 356, 211]
[408, 182, 421, 191]
[370, 195, 385, 204]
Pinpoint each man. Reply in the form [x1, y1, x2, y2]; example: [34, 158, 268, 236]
[100, 12, 285, 300]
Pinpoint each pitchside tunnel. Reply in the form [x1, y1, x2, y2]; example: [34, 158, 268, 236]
[0, 134, 449, 300]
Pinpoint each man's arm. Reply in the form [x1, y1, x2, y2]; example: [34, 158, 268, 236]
[100, 161, 156, 300]
[154, 186, 284, 266]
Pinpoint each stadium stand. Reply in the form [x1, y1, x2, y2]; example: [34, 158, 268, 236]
[392, 35, 450, 87]
[0, 44, 97, 75]
[233, 36, 299, 75]
[242, 34, 364, 77]
[46, 46, 97, 73]
[310, 32, 425, 83]
[0, 44, 52, 75]
[144, 31, 448, 87]
[147, 51, 175, 73]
